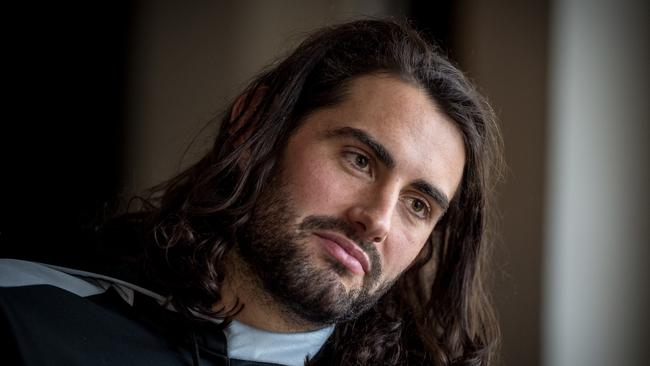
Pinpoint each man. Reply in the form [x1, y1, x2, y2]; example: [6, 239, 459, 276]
[1, 20, 502, 365]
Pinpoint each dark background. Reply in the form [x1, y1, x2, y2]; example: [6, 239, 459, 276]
[1, 2, 132, 264]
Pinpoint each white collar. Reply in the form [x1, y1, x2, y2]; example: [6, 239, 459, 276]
[226, 320, 334, 366]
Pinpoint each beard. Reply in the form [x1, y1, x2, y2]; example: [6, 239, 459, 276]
[236, 175, 395, 326]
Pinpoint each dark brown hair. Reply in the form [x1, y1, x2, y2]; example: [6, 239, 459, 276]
[138, 19, 503, 365]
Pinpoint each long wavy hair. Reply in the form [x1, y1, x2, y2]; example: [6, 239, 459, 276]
[134, 19, 503, 365]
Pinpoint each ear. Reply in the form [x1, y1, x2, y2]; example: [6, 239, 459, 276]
[228, 85, 268, 142]
[227, 86, 268, 168]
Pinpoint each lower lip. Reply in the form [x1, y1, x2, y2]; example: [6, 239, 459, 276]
[315, 235, 365, 275]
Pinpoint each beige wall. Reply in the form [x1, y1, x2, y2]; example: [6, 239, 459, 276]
[124, 0, 401, 194]
[454, 1, 550, 365]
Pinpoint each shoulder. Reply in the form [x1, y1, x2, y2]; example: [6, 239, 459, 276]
[0, 283, 191, 366]
[0, 258, 107, 296]
[0, 260, 189, 366]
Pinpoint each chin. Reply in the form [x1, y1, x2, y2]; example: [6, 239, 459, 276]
[318, 254, 365, 289]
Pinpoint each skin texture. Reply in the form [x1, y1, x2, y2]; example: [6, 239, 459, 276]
[222, 74, 466, 332]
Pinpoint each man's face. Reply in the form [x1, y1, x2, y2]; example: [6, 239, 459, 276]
[238, 74, 466, 325]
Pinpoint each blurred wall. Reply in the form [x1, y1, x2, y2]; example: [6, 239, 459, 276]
[124, 0, 404, 194]
[543, 0, 650, 365]
[453, 1, 550, 365]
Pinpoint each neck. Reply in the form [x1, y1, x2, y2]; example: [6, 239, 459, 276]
[218, 249, 325, 333]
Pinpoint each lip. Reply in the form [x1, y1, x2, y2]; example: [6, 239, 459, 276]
[314, 232, 371, 275]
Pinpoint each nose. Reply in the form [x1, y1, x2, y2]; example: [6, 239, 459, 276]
[346, 187, 397, 243]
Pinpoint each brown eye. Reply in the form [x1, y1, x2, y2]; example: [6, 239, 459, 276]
[342, 150, 372, 176]
[355, 154, 369, 168]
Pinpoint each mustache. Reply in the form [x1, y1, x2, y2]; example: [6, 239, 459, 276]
[299, 215, 370, 250]
[298, 215, 381, 277]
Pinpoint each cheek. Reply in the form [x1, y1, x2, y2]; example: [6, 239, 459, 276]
[382, 228, 429, 277]
[282, 153, 352, 214]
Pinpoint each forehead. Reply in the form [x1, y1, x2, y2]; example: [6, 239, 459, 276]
[296, 73, 467, 199]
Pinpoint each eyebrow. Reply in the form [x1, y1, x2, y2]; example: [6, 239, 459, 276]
[412, 179, 450, 212]
[325, 126, 450, 212]
[325, 127, 395, 168]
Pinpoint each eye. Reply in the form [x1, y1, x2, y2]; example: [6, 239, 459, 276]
[342, 150, 372, 175]
[404, 196, 431, 220]
[354, 154, 369, 169]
